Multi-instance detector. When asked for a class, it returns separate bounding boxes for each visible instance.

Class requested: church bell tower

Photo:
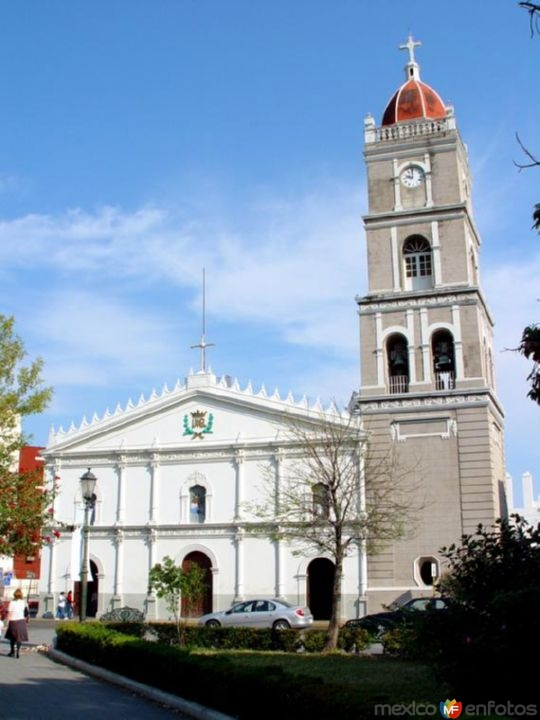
[355,37,506,610]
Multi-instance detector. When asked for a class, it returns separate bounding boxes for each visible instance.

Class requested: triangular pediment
[46,372,346,454]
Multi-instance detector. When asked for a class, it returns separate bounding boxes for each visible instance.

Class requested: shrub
[54,623,369,719]
[401,515,540,701]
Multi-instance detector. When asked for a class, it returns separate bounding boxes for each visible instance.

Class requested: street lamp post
[80,468,97,622]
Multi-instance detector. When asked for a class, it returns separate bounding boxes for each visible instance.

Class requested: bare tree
[246,410,423,651]
[519,2,540,36]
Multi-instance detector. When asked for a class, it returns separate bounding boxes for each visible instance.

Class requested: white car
[198,598,314,630]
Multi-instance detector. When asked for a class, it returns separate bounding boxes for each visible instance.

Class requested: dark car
[344,596,451,639]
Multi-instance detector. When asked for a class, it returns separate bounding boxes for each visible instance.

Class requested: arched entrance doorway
[181,551,212,617]
[307,558,334,620]
[73,559,99,618]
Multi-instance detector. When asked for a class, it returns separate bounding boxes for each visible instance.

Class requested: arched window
[189,485,206,523]
[387,334,409,394]
[432,330,455,390]
[403,235,433,290]
[312,483,329,518]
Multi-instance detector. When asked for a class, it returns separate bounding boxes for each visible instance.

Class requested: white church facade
[39,370,368,620]
[38,36,507,621]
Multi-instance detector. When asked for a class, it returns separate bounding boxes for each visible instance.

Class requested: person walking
[4,588,29,658]
[66,590,74,619]
[56,591,67,619]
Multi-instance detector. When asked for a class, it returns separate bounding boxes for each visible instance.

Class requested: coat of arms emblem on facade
[182,410,214,439]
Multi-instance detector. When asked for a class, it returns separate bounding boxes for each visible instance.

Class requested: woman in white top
[5,588,29,658]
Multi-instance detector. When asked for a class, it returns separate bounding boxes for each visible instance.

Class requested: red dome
[382,78,446,126]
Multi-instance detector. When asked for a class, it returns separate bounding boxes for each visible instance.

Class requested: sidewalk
[0,620,232,720]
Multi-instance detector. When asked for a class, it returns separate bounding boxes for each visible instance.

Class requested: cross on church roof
[190,268,215,373]
[399,34,421,64]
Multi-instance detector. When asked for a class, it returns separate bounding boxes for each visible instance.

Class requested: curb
[48,646,234,720]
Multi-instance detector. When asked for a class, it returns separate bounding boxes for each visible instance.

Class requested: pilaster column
[274,452,285,598]
[43,463,60,615]
[420,307,430,381]
[424,153,434,207]
[115,456,126,525]
[431,220,442,285]
[375,313,384,386]
[44,537,57,615]
[234,528,245,601]
[391,226,400,290]
[145,528,158,620]
[451,304,464,379]
[112,528,124,606]
[393,159,402,211]
[357,450,368,605]
[234,450,245,521]
[149,454,160,524]
[275,535,286,599]
[406,309,416,383]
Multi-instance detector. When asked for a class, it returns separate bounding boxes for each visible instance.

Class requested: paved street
[0,620,229,720]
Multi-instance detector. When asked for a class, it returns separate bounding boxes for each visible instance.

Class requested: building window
[387,334,409,394]
[415,556,439,586]
[312,483,330,518]
[403,235,433,290]
[432,330,455,390]
[189,485,206,523]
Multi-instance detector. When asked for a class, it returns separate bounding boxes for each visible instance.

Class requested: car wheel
[272,619,290,630]
[205,619,221,627]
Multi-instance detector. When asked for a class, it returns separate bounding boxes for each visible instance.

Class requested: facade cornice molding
[80,523,285,540]
[362,203,468,228]
[356,288,495,327]
[356,389,504,419]
[41,435,367,468]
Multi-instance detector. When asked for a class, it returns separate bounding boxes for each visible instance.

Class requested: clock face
[400,166,424,188]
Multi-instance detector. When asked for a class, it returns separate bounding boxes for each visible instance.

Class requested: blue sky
[2,1,539,506]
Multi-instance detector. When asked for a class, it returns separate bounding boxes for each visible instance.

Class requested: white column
[424,153,434,208]
[274,452,285,598]
[357,450,368,607]
[276,537,286,599]
[112,528,124,606]
[375,313,384,386]
[44,538,57,616]
[234,450,245,521]
[149,454,160,524]
[420,307,430,382]
[146,528,158,620]
[393,159,402,211]
[431,221,442,285]
[234,528,245,601]
[43,463,60,615]
[115,456,126,525]
[406,309,416,383]
[391,226,400,290]
[451,305,464,379]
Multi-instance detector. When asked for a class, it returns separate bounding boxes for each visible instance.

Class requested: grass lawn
[193,649,512,719]
[194,649,452,716]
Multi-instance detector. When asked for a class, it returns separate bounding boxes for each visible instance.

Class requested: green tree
[516,4,540,402]
[0,314,54,557]
[148,555,206,644]
[410,515,540,700]
[246,412,422,652]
